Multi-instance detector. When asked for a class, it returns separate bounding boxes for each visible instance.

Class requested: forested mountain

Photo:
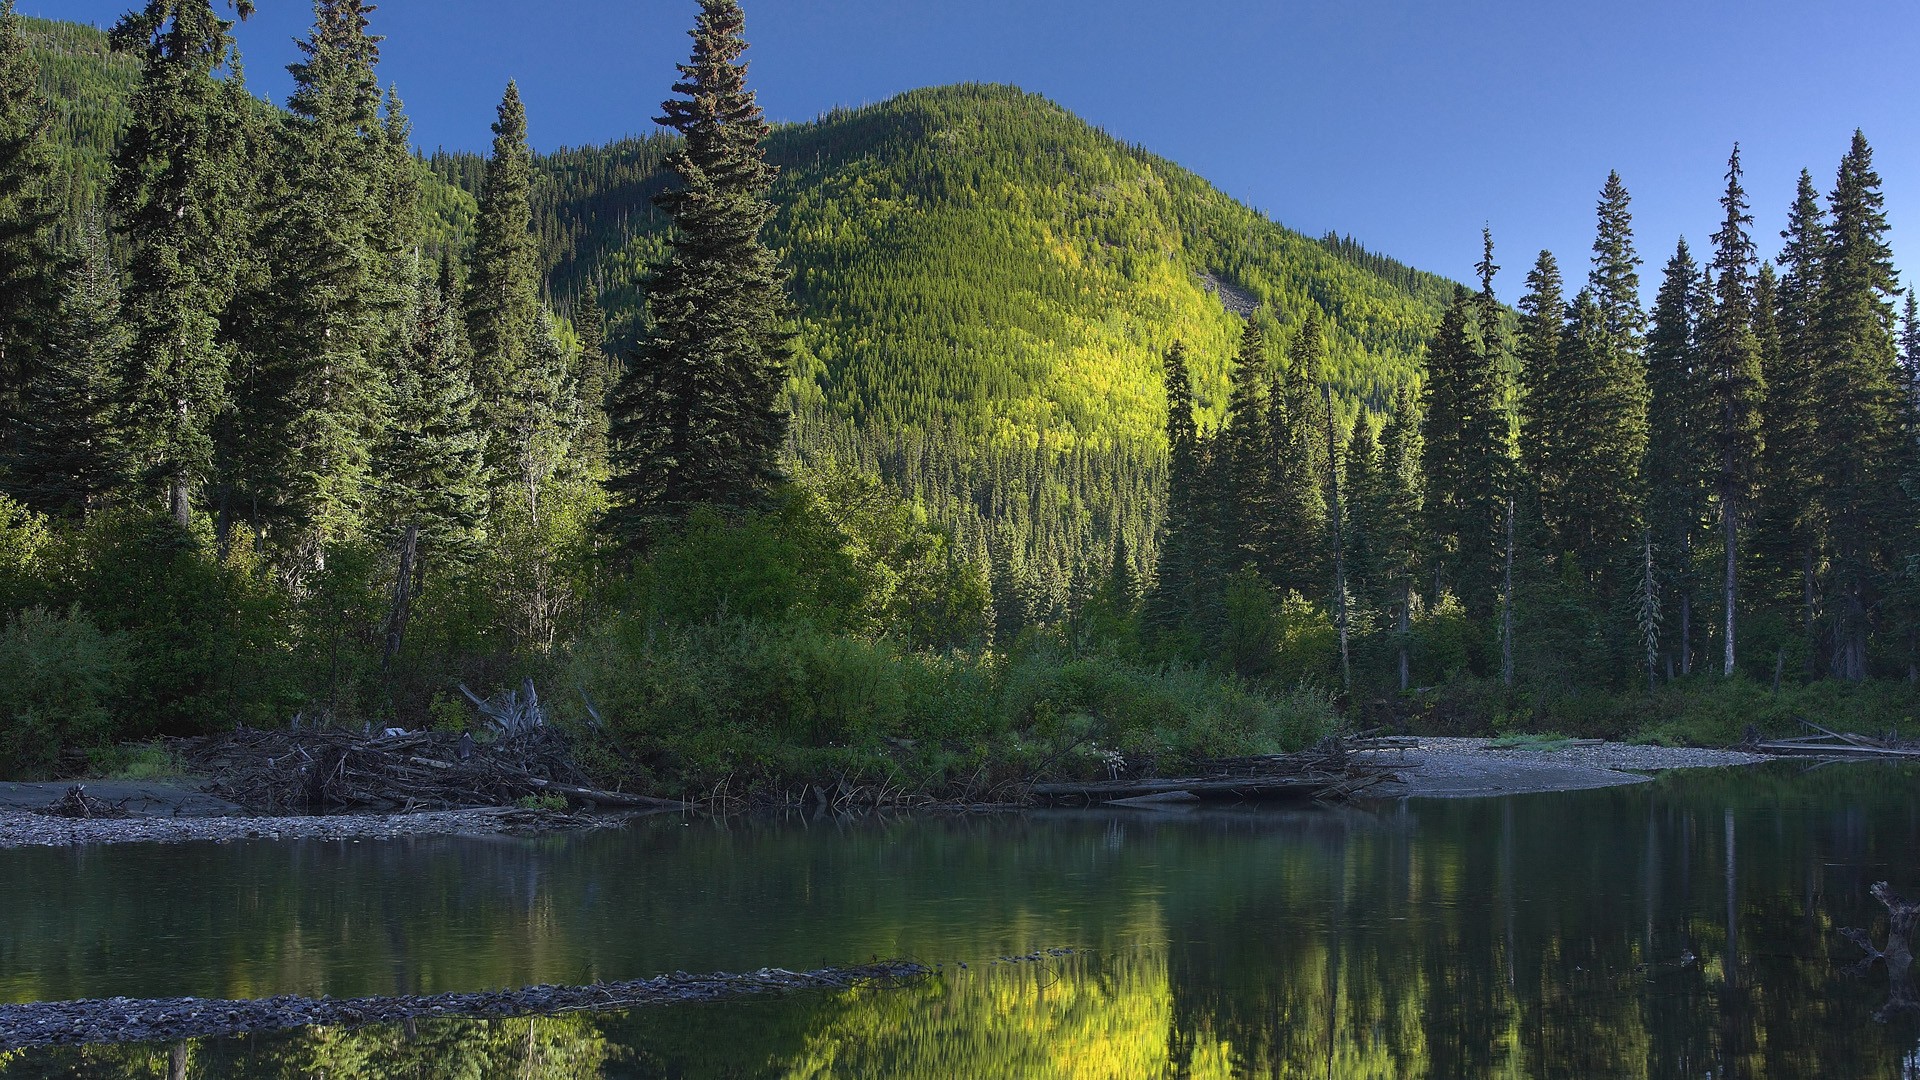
[6,2,1919,792]
[24,15,1454,606]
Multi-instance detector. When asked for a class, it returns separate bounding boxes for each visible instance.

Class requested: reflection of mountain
[3,766,1919,1077]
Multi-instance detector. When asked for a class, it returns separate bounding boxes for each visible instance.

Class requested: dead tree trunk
[1500,498,1515,688]
[383,523,420,671]
[1397,578,1411,692]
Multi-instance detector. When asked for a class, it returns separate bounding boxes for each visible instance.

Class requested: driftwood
[34,785,129,820]
[182,725,678,815]
[1025,739,1403,807]
[1840,881,1920,1022]
[1752,719,1920,760]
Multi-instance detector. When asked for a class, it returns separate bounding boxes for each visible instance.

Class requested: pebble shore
[0,805,623,850]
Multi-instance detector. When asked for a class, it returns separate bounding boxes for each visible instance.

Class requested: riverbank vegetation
[0,0,1916,792]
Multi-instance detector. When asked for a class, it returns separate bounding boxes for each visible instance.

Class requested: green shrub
[45,510,294,736]
[0,606,131,777]
[567,609,1338,795]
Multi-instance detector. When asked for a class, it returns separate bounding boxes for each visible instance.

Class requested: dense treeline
[5,0,1916,789]
[1149,139,1920,717]
[0,0,1338,787]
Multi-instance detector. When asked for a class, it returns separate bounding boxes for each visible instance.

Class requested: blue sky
[31,0,1917,303]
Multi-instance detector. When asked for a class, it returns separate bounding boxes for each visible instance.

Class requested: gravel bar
[0,962,930,1050]
[0,805,638,850]
[1365,737,1770,799]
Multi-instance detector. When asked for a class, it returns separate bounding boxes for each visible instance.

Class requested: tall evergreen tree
[464,81,540,475]
[1422,281,1507,619]
[1221,318,1271,572]
[108,0,258,526]
[253,0,392,554]
[1698,145,1766,676]
[1373,386,1423,689]
[605,0,791,548]
[1150,341,1205,630]
[1755,170,1830,654]
[374,267,487,663]
[1590,171,1646,348]
[1643,238,1707,675]
[1535,289,1650,596]
[8,219,126,517]
[1271,310,1329,596]
[1517,249,1566,533]
[0,0,62,425]
[1814,132,1902,680]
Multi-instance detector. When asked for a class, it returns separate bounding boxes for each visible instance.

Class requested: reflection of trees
[3,766,1919,1077]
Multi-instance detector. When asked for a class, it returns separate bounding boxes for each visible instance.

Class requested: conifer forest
[3,0,1919,793]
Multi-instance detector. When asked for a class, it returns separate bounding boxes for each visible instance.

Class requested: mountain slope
[467,84,1457,450]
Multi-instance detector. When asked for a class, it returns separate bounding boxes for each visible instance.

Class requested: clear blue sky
[30,0,1918,303]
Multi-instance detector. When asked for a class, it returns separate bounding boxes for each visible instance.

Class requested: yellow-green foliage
[527,84,1455,453]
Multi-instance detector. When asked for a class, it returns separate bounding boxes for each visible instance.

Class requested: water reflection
[2,764,1919,1077]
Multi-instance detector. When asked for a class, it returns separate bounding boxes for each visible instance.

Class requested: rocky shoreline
[0,803,650,850]
[0,737,1785,847]
[0,962,929,1050]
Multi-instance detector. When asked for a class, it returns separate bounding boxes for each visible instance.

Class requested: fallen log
[1754,742,1920,759]
[524,778,685,810]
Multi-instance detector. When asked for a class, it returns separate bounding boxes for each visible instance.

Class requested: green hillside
[19,15,137,230]
[433,84,1457,449]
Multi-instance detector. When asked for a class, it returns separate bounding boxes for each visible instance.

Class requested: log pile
[1026,737,1407,807]
[181,726,678,815]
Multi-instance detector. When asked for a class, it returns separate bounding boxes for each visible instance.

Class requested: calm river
[1,762,1917,1077]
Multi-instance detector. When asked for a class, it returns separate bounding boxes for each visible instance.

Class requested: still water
[1,762,1917,1077]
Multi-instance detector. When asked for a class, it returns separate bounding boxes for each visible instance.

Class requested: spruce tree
[108,0,258,527]
[1517,249,1566,535]
[1422,288,1475,605]
[0,0,61,423]
[1221,318,1271,573]
[374,268,487,663]
[1698,145,1766,676]
[1542,289,1648,592]
[1755,170,1829,652]
[1374,386,1423,689]
[1814,132,1902,679]
[8,219,126,518]
[1591,171,1646,348]
[606,0,791,548]
[464,81,540,476]
[1150,341,1204,631]
[1274,308,1330,597]
[1423,240,1513,622]
[253,0,391,553]
[1644,238,1707,675]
